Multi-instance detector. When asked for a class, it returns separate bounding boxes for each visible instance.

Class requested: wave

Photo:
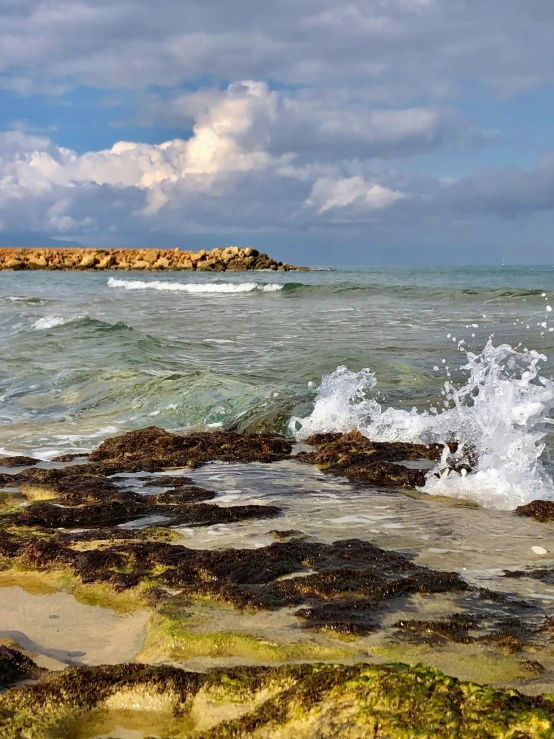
[107,277,284,294]
[33,314,84,330]
[103,278,554,304]
[4,296,49,305]
[290,341,554,510]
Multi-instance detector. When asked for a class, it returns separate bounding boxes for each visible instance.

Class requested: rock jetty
[0,246,307,271]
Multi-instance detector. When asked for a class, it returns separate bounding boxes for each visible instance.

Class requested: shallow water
[152,460,554,596]
[0,584,148,666]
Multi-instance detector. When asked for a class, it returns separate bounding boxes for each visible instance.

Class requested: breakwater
[0,246,307,271]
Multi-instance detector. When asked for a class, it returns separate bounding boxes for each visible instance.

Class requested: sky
[0,1,554,265]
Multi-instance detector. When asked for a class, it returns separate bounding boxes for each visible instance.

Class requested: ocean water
[2,265,554,510]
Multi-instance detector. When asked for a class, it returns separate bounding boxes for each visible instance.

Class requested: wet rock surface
[296,430,443,488]
[0,644,44,689]
[0,520,470,631]
[1,661,553,739]
[0,429,547,642]
[89,426,292,471]
[393,611,554,653]
[2,426,554,728]
[516,499,554,522]
[296,430,478,491]
[0,456,40,468]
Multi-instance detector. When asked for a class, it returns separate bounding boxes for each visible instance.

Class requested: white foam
[290,340,554,510]
[107,277,283,294]
[33,315,80,330]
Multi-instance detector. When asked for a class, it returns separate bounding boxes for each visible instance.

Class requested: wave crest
[107,277,283,294]
[33,315,83,330]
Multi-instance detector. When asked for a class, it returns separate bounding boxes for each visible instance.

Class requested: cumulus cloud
[155,83,481,160]
[305,177,404,216]
[0,80,458,233]
[1,75,554,246]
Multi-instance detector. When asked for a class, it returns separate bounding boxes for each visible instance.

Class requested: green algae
[140,610,353,664]
[372,642,536,688]
[1,662,553,738]
[0,566,150,613]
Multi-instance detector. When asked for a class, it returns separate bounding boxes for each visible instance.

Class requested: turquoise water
[1,266,554,462]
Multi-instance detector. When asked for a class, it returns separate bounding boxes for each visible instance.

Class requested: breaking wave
[33,315,84,330]
[107,278,284,294]
[290,340,554,510]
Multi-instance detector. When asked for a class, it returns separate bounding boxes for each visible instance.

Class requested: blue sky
[1,0,554,265]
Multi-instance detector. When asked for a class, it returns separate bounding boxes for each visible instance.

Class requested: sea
[4,264,554,699]
[1,264,554,513]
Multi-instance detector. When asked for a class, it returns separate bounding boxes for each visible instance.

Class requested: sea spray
[290,340,554,509]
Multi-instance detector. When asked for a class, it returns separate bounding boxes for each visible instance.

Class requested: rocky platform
[0,246,308,272]
[2,426,554,737]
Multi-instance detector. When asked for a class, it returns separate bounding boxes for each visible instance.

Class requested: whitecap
[107,277,283,294]
[290,340,554,510]
[33,315,82,330]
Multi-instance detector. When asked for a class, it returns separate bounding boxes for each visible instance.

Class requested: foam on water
[290,340,554,510]
[33,315,82,330]
[107,277,283,293]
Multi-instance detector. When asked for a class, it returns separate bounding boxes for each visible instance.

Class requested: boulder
[28,255,47,268]
[79,253,98,268]
[515,499,554,522]
[98,254,116,269]
[5,258,24,270]
[142,250,159,264]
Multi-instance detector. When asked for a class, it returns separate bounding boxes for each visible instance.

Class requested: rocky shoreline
[0,246,308,272]
[1,426,554,737]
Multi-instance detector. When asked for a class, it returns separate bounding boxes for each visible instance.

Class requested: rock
[98,254,116,269]
[295,429,444,490]
[0,455,40,468]
[515,500,554,522]
[0,644,45,689]
[3,652,554,739]
[89,426,292,471]
[27,255,47,268]
[0,247,306,272]
[79,253,98,268]
[5,258,24,270]
[142,250,159,264]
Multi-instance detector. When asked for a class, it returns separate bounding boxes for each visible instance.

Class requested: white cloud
[1,77,554,249]
[306,176,404,215]
[0,81,462,229]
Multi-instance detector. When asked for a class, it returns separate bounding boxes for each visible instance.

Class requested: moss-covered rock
[1,661,553,738]
[0,644,45,689]
[295,430,477,490]
[89,427,292,471]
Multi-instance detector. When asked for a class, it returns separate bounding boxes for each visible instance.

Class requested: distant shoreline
[0,246,309,272]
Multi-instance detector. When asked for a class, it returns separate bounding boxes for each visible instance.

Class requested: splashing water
[290,340,554,509]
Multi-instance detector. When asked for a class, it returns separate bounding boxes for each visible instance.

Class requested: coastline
[2,268,554,737]
[1,425,554,736]
[0,246,309,272]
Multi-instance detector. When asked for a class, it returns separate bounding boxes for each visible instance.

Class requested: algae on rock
[1,661,554,738]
